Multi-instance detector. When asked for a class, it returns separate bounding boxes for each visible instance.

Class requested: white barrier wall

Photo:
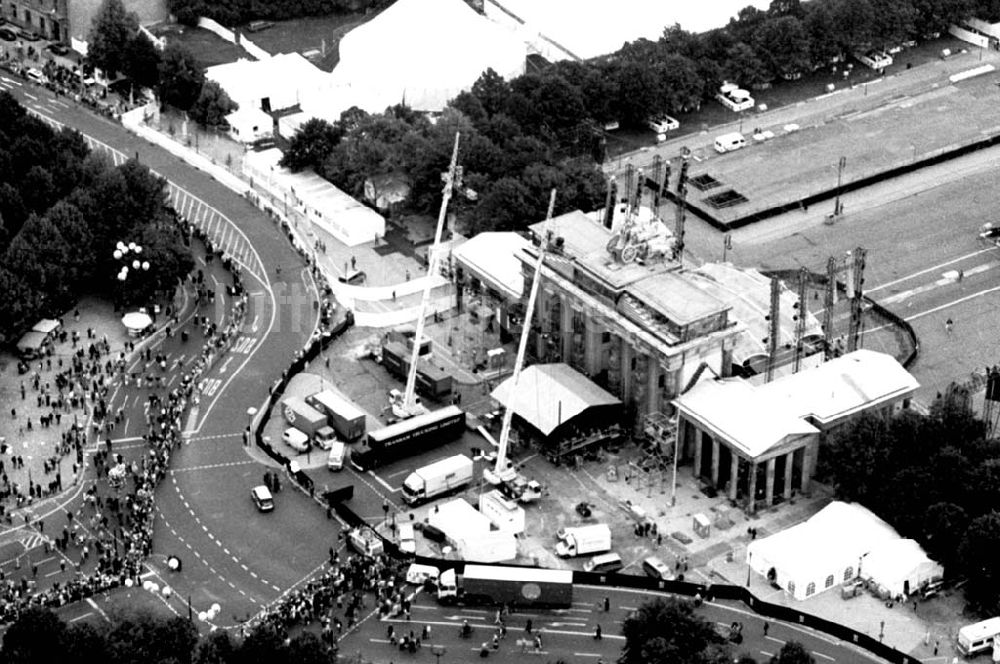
[949,23,990,48]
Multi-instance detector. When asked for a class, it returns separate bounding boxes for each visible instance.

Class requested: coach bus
[350,405,465,472]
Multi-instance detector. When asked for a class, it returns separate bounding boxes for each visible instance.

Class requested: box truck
[307,390,366,442]
[282,396,337,446]
[555,524,612,558]
[401,455,474,505]
[379,341,453,399]
[437,565,573,608]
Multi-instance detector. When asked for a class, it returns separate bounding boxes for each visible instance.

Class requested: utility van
[714,132,747,153]
[326,441,347,471]
[584,552,624,574]
[957,617,1000,656]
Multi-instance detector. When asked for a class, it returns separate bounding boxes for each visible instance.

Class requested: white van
[584,552,623,574]
[398,522,416,554]
[326,441,346,471]
[715,132,747,153]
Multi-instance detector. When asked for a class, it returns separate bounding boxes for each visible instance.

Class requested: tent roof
[749,501,900,581]
[862,539,943,587]
[453,232,531,300]
[323,0,526,113]
[675,378,819,458]
[16,330,48,351]
[206,53,325,107]
[490,363,620,436]
[758,349,919,426]
[31,319,60,334]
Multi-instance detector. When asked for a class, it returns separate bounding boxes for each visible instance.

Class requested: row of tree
[818,386,1000,614]
[0,92,193,345]
[3,607,333,664]
[88,0,237,127]
[167,0,383,26]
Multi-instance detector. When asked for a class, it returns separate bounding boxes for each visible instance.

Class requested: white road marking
[904,284,1000,322]
[867,248,994,293]
[813,651,835,661]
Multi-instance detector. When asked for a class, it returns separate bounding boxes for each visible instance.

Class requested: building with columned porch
[674,349,918,512]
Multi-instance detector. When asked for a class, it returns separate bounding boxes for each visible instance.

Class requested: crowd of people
[0,222,249,625]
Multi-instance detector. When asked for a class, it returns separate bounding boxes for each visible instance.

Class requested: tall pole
[823,256,838,359]
[765,277,781,382]
[793,267,809,373]
[847,247,866,352]
[403,133,460,413]
[674,151,690,263]
[833,156,847,216]
[489,190,557,484]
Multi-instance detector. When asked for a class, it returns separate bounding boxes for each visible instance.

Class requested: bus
[350,405,465,472]
[957,618,1000,657]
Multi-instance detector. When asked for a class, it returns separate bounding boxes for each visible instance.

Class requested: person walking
[594,624,603,640]
[764,621,770,636]
[945,318,953,334]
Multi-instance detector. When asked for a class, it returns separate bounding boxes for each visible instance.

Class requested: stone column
[710,438,720,485]
[728,452,739,501]
[691,420,701,480]
[783,450,794,500]
[765,457,776,507]
[584,315,600,375]
[560,296,573,361]
[620,340,633,403]
[801,442,814,493]
[747,461,759,513]
[646,357,660,416]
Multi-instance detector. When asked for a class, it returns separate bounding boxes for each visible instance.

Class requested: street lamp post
[747,551,752,587]
[833,156,847,216]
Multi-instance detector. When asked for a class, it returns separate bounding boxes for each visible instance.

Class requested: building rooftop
[453,232,531,300]
[627,271,730,328]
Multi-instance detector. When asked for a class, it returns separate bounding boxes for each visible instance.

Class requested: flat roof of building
[453,231,530,300]
[628,271,730,328]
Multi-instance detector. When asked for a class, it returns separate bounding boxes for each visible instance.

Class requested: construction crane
[389,133,462,419]
[482,190,558,504]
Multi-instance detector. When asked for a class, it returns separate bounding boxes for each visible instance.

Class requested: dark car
[46,43,70,56]
[0,28,16,42]
[18,29,41,41]
[422,524,446,543]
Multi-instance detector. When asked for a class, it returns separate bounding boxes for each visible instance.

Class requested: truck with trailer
[379,341,453,400]
[555,523,612,558]
[350,405,465,472]
[282,396,337,447]
[306,389,366,442]
[401,454,474,505]
[437,565,573,608]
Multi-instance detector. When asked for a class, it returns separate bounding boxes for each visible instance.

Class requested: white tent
[862,539,944,598]
[312,0,525,116]
[747,502,900,600]
[206,53,327,113]
[225,106,273,144]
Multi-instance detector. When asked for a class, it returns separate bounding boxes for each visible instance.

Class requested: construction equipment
[481,190,557,503]
[391,132,462,420]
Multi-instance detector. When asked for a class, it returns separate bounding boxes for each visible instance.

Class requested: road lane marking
[574,653,605,658]
[813,652,835,661]
[85,597,110,623]
[867,248,994,293]
[879,261,996,304]
[69,612,95,622]
[903,283,1000,322]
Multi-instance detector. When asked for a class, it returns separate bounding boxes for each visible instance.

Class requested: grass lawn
[240,11,375,71]
[152,24,245,68]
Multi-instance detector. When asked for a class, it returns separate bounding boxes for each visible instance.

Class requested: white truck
[347,527,384,558]
[401,455,474,505]
[555,523,612,558]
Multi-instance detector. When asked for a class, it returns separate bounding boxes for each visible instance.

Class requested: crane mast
[484,190,557,495]
[397,133,461,417]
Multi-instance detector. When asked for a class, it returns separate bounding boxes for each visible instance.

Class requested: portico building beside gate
[675,349,918,512]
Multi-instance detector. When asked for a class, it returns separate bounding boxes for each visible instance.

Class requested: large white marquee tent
[747,501,943,600]
[306,0,526,117]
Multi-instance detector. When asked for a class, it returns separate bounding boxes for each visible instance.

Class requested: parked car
[642,556,674,580]
[46,43,70,56]
[18,29,41,41]
[250,485,274,512]
[0,28,17,42]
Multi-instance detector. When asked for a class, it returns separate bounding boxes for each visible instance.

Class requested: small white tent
[312,0,525,116]
[862,539,943,598]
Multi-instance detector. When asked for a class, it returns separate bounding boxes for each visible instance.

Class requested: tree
[158,43,205,111]
[87,0,139,79]
[188,80,238,128]
[280,118,344,173]
[771,641,815,664]
[608,59,662,127]
[471,68,512,117]
[912,0,972,35]
[2,607,67,664]
[754,16,812,78]
[193,630,238,664]
[830,0,876,51]
[469,176,534,233]
[286,632,330,664]
[620,597,729,664]
[802,0,842,68]
[958,511,1000,614]
[104,611,198,664]
[723,42,771,88]
[923,502,968,569]
[122,32,162,91]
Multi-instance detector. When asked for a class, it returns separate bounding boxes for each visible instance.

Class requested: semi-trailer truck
[401,455,474,505]
[350,405,465,472]
[437,565,573,608]
[555,523,612,558]
[306,390,366,442]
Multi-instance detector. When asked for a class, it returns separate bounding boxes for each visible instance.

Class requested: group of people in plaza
[0,221,249,625]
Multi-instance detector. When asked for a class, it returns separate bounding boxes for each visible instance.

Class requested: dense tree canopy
[819,385,1000,611]
[166,0,381,26]
[621,597,730,664]
[87,0,140,79]
[0,91,194,345]
[188,81,239,128]
[158,43,206,112]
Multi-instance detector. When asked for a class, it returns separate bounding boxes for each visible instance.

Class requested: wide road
[341,583,881,664]
[0,74,335,627]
